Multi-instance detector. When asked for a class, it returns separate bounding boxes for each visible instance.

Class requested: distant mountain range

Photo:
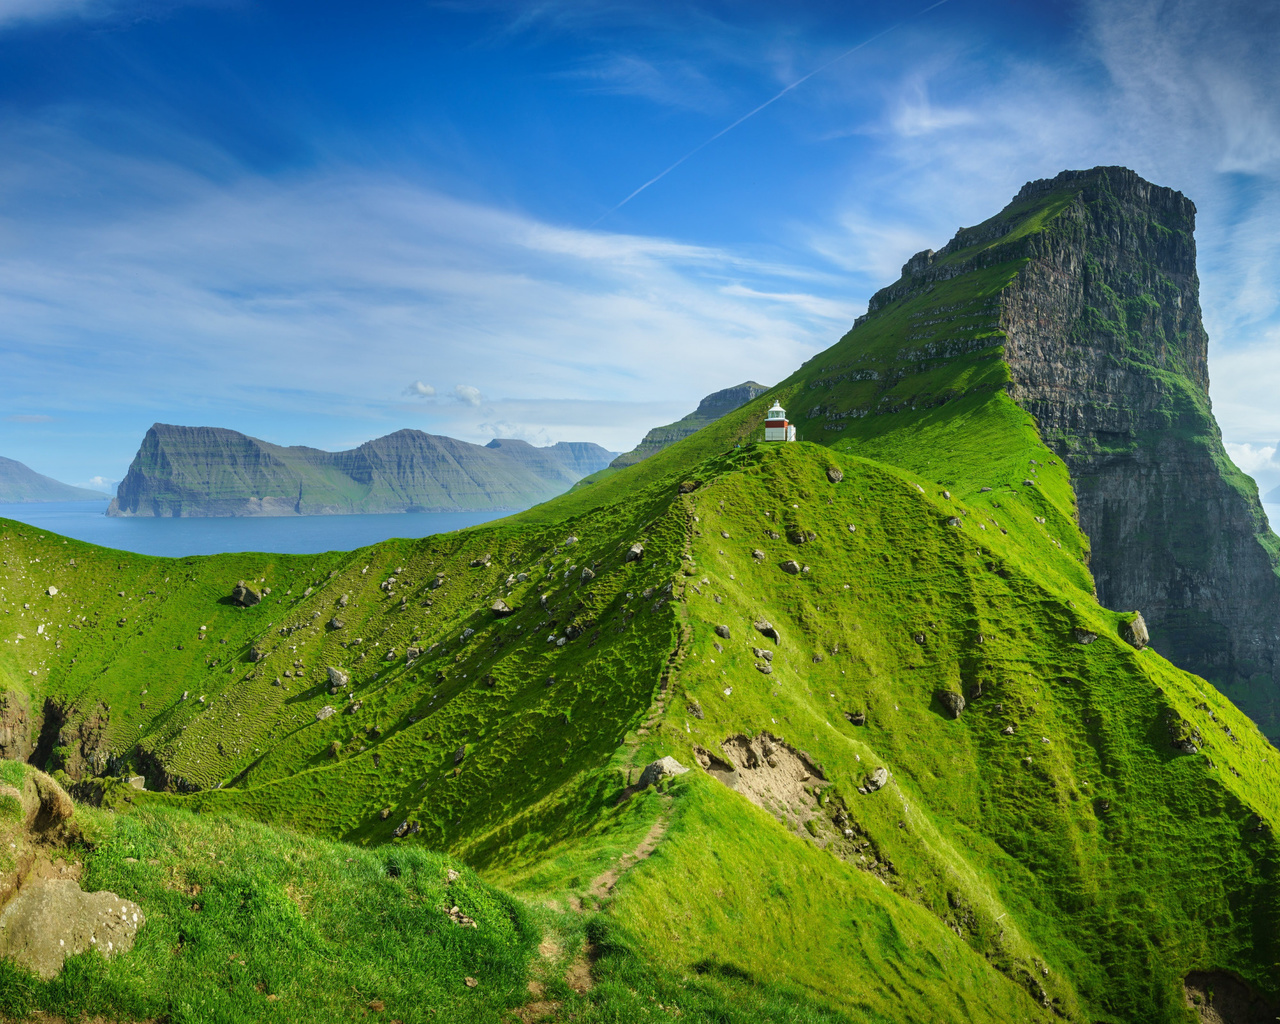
[107,424,617,517]
[609,381,768,469]
[0,456,106,502]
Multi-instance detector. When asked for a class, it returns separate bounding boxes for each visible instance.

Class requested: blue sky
[3,0,1280,498]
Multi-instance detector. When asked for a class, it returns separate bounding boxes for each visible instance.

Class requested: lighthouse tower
[764,401,797,442]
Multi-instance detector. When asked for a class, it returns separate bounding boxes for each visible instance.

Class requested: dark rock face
[996,167,1280,739]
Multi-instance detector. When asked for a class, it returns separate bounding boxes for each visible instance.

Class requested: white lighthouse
[764,401,797,442]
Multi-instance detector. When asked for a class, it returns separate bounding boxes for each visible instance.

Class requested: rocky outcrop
[108,424,617,517]
[29,699,111,779]
[996,168,1280,739]
[610,381,768,470]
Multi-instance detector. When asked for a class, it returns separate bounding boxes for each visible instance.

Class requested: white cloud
[405,381,436,399]
[84,475,116,492]
[1225,442,1277,475]
[453,385,484,407]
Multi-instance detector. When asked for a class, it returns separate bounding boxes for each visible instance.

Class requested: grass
[2,167,1279,1022]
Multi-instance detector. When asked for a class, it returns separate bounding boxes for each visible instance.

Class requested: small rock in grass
[625,543,643,563]
[464,977,478,988]
[865,767,890,792]
[327,666,349,688]
[780,560,801,575]
[1074,629,1098,645]
[638,756,688,788]
[752,549,765,561]
[326,617,345,631]
[491,599,514,618]
[714,624,731,640]
[1123,612,1149,650]
[936,691,965,718]
[316,706,336,721]
[754,620,781,644]
[827,467,843,483]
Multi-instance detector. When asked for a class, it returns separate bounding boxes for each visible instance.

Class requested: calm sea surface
[0,499,511,557]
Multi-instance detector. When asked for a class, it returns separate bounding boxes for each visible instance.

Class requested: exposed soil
[1185,970,1279,1024]
[587,818,668,901]
[697,733,829,840]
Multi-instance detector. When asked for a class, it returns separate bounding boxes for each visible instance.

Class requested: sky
[2,0,1280,499]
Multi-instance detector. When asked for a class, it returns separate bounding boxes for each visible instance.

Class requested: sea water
[0,499,511,557]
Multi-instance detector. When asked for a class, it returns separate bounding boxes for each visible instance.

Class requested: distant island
[609,381,767,469]
[107,424,617,517]
[0,456,106,502]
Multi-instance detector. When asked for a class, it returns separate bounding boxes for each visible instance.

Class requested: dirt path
[586,816,669,902]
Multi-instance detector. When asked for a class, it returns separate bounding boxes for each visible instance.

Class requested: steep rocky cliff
[998,168,1280,738]
[108,424,616,516]
[609,381,767,469]
[798,166,1280,739]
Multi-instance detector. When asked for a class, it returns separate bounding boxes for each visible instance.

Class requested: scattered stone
[625,543,644,563]
[755,663,773,674]
[491,599,515,618]
[453,746,466,765]
[936,691,966,718]
[1022,479,1034,487]
[754,621,781,644]
[946,517,962,528]
[780,560,801,575]
[847,523,856,533]
[686,701,704,720]
[464,977,478,988]
[1002,725,1015,735]
[429,576,445,590]
[230,582,262,607]
[912,632,926,645]
[826,467,843,483]
[127,776,145,791]
[865,767,890,792]
[980,487,992,492]
[248,646,267,662]
[1123,612,1149,650]
[942,491,951,499]
[580,567,596,582]
[844,711,866,726]
[45,586,57,597]
[384,650,397,662]
[469,557,490,568]
[406,646,422,662]
[1075,629,1098,645]
[326,617,345,631]
[714,624,731,640]
[752,549,765,561]
[638,756,688,788]
[338,593,349,608]
[327,667,350,689]
[752,647,773,662]
[315,706,336,721]
[564,536,578,547]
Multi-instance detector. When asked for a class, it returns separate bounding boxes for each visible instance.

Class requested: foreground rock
[0,770,144,979]
[0,880,144,980]
[638,757,688,788]
[230,581,261,607]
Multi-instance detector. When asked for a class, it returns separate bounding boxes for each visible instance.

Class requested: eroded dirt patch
[1185,970,1279,1024]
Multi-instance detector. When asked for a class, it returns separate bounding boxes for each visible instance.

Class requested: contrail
[592,0,952,226]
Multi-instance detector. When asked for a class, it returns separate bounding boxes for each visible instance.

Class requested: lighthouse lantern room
[764,401,797,442]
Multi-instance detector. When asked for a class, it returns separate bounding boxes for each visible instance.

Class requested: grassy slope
[3,183,1279,1021]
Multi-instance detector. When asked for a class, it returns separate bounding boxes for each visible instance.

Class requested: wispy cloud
[556,53,723,111]
[453,385,483,407]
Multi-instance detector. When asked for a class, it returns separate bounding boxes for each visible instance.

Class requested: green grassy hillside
[3,169,1279,1022]
[0,456,105,503]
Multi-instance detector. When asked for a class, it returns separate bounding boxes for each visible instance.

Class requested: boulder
[1075,629,1098,645]
[248,646,267,662]
[406,646,422,662]
[24,772,75,836]
[754,621,781,644]
[755,663,773,675]
[865,767,890,792]
[780,560,802,575]
[714,625,731,640]
[936,690,966,718]
[1123,612,1149,650]
[581,567,596,582]
[127,776,145,791]
[230,582,261,607]
[0,879,144,980]
[752,647,773,662]
[827,467,843,483]
[429,576,445,590]
[327,667,349,689]
[491,599,515,618]
[752,549,765,561]
[45,586,57,597]
[686,701,704,720]
[638,756,688,789]
[625,543,644,563]
[326,617,345,631]
[338,594,349,608]
[844,711,866,726]
[315,706,336,721]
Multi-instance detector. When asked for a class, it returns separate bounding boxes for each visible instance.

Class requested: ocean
[0,499,511,558]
